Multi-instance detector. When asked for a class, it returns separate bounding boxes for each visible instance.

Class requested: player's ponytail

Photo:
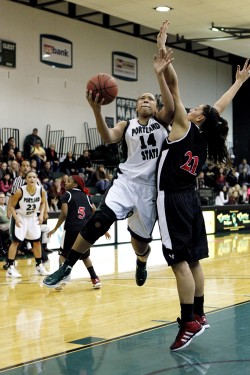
[200,105,231,166]
[72,175,90,196]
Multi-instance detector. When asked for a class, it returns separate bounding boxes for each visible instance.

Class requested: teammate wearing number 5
[47,175,110,289]
[6,170,50,278]
[43,48,175,290]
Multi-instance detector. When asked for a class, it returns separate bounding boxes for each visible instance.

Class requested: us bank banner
[40,34,72,68]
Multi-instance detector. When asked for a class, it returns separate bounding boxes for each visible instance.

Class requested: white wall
[0,0,232,150]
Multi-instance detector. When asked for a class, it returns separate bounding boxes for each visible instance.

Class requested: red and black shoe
[194,314,210,329]
[91,277,101,289]
[170,318,205,351]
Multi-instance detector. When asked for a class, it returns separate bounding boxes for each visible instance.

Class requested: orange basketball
[86,73,118,105]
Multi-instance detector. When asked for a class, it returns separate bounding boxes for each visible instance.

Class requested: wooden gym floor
[0,231,250,374]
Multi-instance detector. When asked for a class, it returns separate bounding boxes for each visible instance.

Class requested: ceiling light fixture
[210,22,250,39]
[154,6,172,12]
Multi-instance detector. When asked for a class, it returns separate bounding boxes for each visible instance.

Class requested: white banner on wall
[40,34,72,68]
[112,52,137,81]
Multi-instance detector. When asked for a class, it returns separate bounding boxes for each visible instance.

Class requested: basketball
[86,73,118,105]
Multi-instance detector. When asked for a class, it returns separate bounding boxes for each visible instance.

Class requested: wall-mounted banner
[112,52,137,81]
[0,40,16,68]
[215,206,250,232]
[40,34,72,68]
[116,97,137,122]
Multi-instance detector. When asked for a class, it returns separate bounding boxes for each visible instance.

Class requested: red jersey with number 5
[157,123,207,192]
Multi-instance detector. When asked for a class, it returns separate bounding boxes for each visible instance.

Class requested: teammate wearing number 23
[6,171,49,278]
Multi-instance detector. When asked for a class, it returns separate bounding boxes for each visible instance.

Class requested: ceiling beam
[9,0,237,65]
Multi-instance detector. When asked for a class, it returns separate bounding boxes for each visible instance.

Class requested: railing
[0,128,20,149]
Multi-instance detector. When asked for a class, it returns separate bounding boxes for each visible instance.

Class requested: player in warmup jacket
[7,170,50,278]
[43,48,175,290]
[156,20,250,351]
[48,175,110,289]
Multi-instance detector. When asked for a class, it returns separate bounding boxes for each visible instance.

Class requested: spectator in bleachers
[2,137,19,158]
[0,173,12,195]
[0,162,9,180]
[48,178,63,209]
[238,158,250,174]
[60,174,68,195]
[59,151,78,176]
[23,128,44,159]
[76,150,95,183]
[107,172,114,183]
[234,183,243,197]
[238,166,250,187]
[226,166,239,187]
[38,161,54,191]
[215,166,227,192]
[8,160,20,181]
[30,158,39,173]
[48,193,60,212]
[30,139,46,172]
[196,171,206,189]
[215,185,229,206]
[15,150,24,166]
[95,168,110,195]
[3,148,16,164]
[238,184,250,204]
[46,144,60,172]
[203,161,218,188]
[227,189,239,205]
[91,164,107,186]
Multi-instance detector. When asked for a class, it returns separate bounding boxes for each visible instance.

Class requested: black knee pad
[80,249,90,260]
[80,204,116,244]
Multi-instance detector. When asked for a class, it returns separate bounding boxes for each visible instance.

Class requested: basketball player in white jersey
[7,171,50,278]
[43,48,175,289]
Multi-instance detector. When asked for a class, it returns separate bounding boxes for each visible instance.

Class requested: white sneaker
[36,264,50,276]
[7,265,22,278]
[54,274,71,291]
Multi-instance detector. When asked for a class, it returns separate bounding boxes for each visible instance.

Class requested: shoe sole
[43,278,68,290]
[6,273,22,278]
[43,280,62,289]
[170,325,205,352]
[55,281,68,291]
[92,283,101,289]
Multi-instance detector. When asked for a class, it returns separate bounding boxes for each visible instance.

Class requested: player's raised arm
[213,59,250,115]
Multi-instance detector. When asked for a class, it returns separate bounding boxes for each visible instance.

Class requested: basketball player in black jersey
[156,20,250,351]
[47,175,110,289]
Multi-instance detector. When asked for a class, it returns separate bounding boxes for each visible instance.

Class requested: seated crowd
[197,156,250,205]
[0,128,249,258]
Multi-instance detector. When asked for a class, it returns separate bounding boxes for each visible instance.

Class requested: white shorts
[40,223,50,244]
[105,173,157,240]
[13,214,41,242]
